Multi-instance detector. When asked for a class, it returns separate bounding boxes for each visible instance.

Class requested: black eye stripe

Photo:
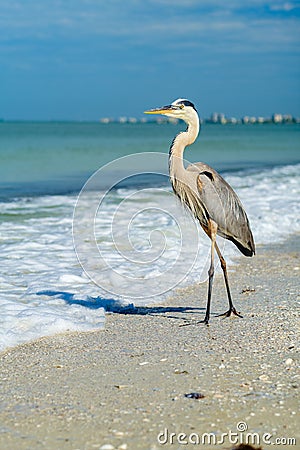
[172,98,198,112]
[173,99,197,112]
[181,100,197,110]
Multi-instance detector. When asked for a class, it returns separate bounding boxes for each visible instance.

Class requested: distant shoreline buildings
[1,114,298,124]
[205,112,298,125]
[99,112,300,125]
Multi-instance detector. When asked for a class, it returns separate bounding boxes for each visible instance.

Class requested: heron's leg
[201,220,217,325]
[215,243,242,319]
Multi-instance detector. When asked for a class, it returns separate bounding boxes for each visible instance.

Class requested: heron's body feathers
[188,163,255,256]
[168,119,255,257]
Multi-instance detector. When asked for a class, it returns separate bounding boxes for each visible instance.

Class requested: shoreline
[0,235,299,449]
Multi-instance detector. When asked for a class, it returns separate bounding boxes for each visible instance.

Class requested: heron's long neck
[169,117,200,181]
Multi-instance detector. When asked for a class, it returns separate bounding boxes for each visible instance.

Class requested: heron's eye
[179,104,184,109]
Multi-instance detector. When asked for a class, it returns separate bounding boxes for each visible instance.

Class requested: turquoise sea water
[0,122,299,350]
[0,122,299,198]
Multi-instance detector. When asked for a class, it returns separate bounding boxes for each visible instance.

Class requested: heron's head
[144,98,198,123]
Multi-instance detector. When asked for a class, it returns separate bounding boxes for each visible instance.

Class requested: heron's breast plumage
[171,174,210,227]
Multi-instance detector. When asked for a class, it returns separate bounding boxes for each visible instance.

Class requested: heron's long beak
[144,105,175,115]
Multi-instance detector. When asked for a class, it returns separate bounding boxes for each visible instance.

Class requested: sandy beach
[0,236,299,450]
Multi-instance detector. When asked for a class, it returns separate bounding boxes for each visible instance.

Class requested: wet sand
[0,236,299,450]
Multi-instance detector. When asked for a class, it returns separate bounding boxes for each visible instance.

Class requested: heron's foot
[196,316,210,326]
[216,307,243,319]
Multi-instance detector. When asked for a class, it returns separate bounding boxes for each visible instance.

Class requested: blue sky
[1,0,300,120]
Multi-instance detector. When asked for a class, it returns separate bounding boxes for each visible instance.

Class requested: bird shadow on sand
[36,290,204,321]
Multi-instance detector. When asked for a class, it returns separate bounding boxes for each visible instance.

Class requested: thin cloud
[1,1,299,65]
[270,2,300,11]
[1,0,299,38]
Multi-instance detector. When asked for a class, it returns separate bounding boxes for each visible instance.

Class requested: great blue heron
[145,98,255,324]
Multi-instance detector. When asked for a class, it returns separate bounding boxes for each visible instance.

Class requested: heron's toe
[216,308,243,319]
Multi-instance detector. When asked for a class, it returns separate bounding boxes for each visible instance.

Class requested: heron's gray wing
[187,163,255,256]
